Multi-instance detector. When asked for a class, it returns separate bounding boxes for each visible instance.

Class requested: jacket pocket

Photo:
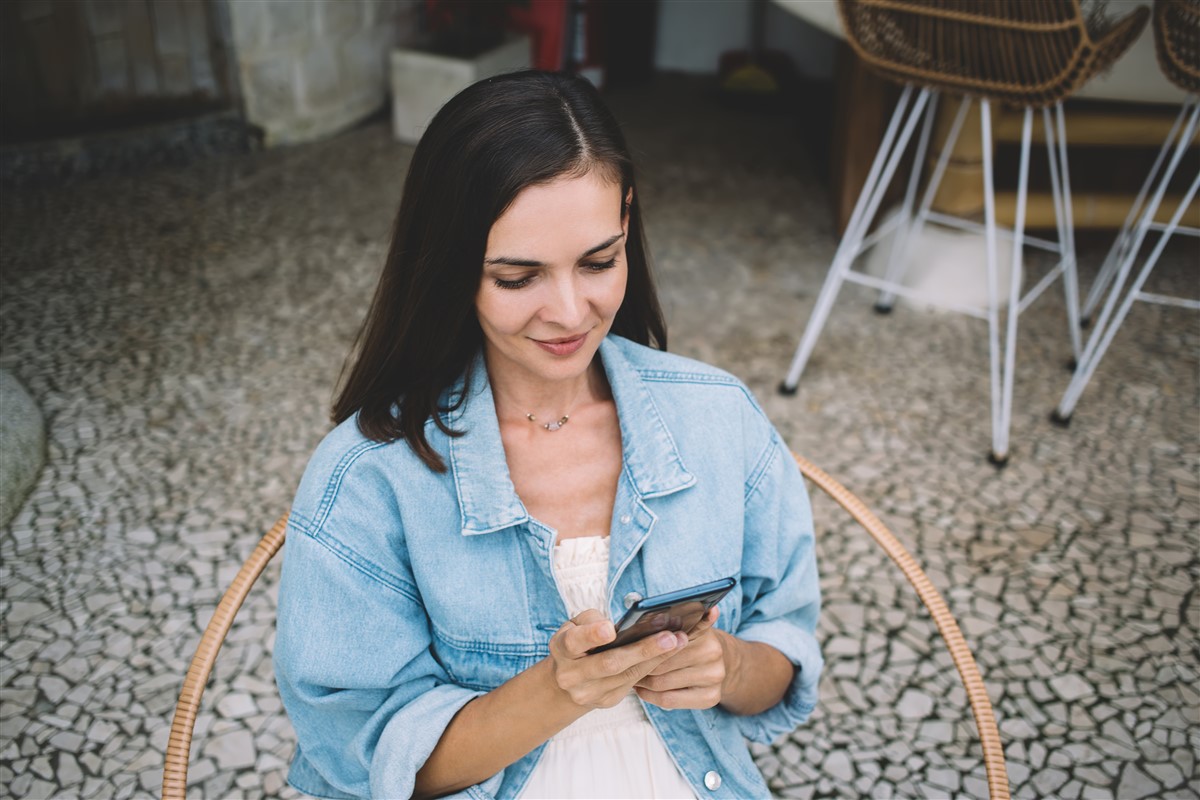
[431,629,542,692]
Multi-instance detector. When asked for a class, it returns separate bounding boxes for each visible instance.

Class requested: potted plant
[391,0,532,143]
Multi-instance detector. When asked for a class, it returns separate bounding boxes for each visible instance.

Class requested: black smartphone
[587,577,737,655]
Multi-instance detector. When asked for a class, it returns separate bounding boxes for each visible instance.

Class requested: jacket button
[623,592,643,609]
[704,770,721,791]
[619,514,632,525]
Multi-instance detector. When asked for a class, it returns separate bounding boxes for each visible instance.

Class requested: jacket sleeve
[274,510,504,800]
[730,431,823,744]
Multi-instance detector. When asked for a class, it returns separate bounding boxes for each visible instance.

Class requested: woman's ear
[622,188,634,233]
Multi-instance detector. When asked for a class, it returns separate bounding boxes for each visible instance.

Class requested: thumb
[687,605,720,636]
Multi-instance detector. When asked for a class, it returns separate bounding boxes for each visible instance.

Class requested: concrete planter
[390,34,532,144]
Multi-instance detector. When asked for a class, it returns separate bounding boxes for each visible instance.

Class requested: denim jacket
[275,335,823,799]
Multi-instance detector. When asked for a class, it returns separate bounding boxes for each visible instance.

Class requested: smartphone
[587,577,736,655]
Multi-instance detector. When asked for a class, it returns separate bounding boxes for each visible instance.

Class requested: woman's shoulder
[609,335,743,385]
[608,335,764,411]
[290,414,433,532]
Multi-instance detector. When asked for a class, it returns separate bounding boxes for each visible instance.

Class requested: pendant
[528,412,569,431]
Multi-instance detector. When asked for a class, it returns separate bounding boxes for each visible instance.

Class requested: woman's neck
[486,355,609,425]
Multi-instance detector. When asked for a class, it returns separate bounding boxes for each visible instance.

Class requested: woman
[275,70,822,800]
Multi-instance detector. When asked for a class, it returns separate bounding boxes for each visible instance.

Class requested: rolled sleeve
[732,433,823,744]
[275,515,496,799]
[736,620,823,743]
[372,684,502,799]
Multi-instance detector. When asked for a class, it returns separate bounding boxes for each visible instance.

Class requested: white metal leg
[991,107,1034,464]
[981,100,1004,459]
[1069,101,1199,386]
[781,87,931,390]
[875,96,978,313]
[1054,104,1083,362]
[1081,97,1198,322]
[875,93,940,311]
[1055,100,1200,421]
[1055,168,1200,419]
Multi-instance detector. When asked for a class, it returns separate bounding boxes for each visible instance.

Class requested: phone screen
[587,577,736,654]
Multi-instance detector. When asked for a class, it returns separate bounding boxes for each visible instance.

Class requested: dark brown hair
[332,70,667,472]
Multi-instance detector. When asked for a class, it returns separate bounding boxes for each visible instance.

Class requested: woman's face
[477,171,629,386]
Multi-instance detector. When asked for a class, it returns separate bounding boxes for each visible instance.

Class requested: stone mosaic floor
[1,75,1197,799]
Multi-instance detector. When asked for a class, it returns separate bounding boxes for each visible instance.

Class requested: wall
[653,0,835,81]
[226,0,419,146]
[0,0,237,143]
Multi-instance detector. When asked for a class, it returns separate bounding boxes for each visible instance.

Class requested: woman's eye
[584,258,617,272]
[493,276,533,290]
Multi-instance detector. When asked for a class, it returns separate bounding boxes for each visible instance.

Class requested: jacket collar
[446,335,695,536]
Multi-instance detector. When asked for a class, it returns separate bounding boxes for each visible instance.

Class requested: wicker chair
[161,455,1011,800]
[779,0,1149,464]
[1055,0,1200,422]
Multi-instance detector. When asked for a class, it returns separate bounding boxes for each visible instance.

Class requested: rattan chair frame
[837,0,1150,108]
[1155,0,1200,94]
[162,455,1010,800]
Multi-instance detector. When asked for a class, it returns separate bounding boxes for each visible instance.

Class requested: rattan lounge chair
[1055,0,1200,422]
[779,0,1149,464]
[162,454,1010,800]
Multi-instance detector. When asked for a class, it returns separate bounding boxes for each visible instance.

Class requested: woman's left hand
[633,607,734,709]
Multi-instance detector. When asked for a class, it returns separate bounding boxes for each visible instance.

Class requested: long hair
[332,70,667,472]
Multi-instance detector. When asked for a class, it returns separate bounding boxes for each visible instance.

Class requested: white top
[518,536,698,799]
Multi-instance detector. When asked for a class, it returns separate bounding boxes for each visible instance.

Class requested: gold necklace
[525,411,570,431]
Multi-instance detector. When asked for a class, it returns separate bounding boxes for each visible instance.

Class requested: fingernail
[675,632,688,647]
[657,632,676,650]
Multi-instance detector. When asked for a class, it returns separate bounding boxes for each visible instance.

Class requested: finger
[588,630,686,679]
[686,606,720,637]
[553,610,616,658]
[636,661,725,693]
[639,644,706,676]
[635,684,722,710]
[560,619,616,658]
[568,633,687,705]
[641,628,723,676]
[572,609,607,626]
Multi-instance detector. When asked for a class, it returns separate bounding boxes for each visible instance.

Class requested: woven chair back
[1155,0,1200,93]
[838,0,1150,107]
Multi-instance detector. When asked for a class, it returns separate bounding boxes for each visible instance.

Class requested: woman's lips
[532,333,588,356]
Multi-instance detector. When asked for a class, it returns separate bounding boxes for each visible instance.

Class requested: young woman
[275,70,822,800]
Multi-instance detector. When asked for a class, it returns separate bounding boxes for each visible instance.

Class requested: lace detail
[553,535,609,620]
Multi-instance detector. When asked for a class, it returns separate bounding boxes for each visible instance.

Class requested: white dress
[519,535,698,799]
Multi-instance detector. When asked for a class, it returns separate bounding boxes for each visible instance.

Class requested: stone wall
[227,0,419,147]
[1,1,237,142]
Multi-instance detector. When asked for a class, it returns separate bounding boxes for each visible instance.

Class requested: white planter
[390,34,532,144]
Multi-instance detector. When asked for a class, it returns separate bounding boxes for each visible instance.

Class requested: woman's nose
[542,275,586,328]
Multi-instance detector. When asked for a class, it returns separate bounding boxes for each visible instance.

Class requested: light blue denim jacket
[275,335,822,799]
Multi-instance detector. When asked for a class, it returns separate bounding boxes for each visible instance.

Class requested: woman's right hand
[547,609,687,709]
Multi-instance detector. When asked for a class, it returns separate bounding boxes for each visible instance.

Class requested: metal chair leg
[781,87,932,393]
[1069,101,1199,399]
[875,93,940,312]
[1055,129,1200,421]
[1081,99,1196,323]
[990,106,1034,465]
[1052,104,1083,363]
[981,100,1005,463]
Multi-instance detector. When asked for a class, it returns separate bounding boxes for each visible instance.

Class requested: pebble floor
[2,75,1197,800]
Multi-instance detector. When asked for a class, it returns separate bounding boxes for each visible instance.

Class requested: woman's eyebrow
[580,232,625,258]
[484,233,625,267]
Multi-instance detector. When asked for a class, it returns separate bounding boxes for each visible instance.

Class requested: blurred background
[1,1,1196,799]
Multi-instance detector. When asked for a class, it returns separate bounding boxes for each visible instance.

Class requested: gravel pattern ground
[1,75,1197,799]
